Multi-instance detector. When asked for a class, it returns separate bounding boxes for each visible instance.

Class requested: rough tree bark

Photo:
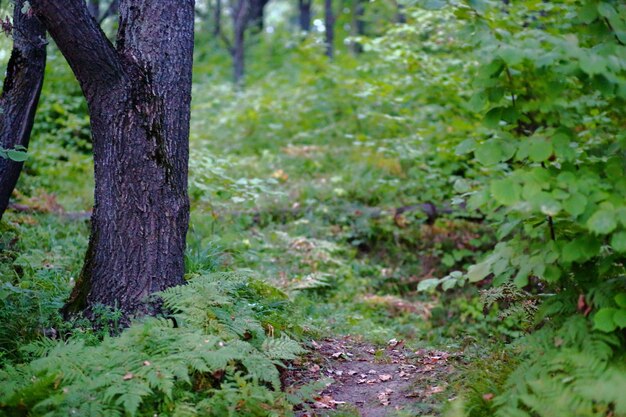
[298,0,312,32]
[324,0,334,58]
[30,0,194,318]
[0,1,47,221]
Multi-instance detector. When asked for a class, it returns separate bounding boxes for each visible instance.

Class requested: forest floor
[285,337,455,417]
[1,69,496,416]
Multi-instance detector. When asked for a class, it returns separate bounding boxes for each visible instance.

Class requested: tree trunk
[394,0,406,24]
[249,0,269,32]
[232,0,249,86]
[0,1,47,221]
[213,0,222,37]
[298,0,312,32]
[30,0,194,319]
[324,0,334,58]
[351,0,365,54]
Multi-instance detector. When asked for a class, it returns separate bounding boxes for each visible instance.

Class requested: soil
[284,336,455,417]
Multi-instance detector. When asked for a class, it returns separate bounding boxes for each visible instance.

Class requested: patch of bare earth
[284,337,455,417]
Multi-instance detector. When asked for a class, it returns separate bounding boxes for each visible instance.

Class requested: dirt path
[285,337,454,416]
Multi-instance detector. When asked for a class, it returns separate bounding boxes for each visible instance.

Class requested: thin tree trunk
[351,0,365,54]
[0,1,47,221]
[232,0,249,87]
[394,0,406,24]
[248,0,268,32]
[31,0,194,319]
[298,0,312,32]
[324,0,334,58]
[213,0,222,36]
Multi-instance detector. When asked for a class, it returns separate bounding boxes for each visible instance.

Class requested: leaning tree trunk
[298,0,312,32]
[0,1,46,221]
[324,0,334,58]
[31,0,194,318]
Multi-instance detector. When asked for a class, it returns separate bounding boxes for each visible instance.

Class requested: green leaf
[6,149,28,162]
[587,209,617,234]
[593,308,617,332]
[491,178,521,206]
[614,310,626,329]
[417,278,441,292]
[615,294,626,309]
[455,139,476,155]
[467,93,487,113]
[467,261,491,283]
[540,198,561,217]
[611,232,626,252]
[484,107,503,128]
[467,0,488,13]
[499,47,523,66]
[420,0,446,10]
[578,1,598,23]
[528,139,553,162]
[475,141,503,165]
[579,53,607,76]
[543,265,561,283]
[553,133,576,161]
[597,3,617,18]
[441,278,457,291]
[562,237,601,263]
[563,193,587,217]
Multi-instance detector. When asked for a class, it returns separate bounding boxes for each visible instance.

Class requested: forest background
[1,0,626,416]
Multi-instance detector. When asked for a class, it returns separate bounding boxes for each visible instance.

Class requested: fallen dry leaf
[377,388,394,406]
[312,395,346,409]
[379,374,392,382]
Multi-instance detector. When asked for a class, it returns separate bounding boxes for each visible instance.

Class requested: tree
[351,0,365,54]
[249,0,269,32]
[232,0,249,86]
[324,0,334,58]
[213,0,222,37]
[0,1,47,221]
[298,0,312,32]
[29,0,195,319]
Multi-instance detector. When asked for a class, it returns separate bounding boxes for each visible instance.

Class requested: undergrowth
[0,272,308,417]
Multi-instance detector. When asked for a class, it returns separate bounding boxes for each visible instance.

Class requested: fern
[262,336,306,361]
[0,273,306,416]
[494,316,625,417]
